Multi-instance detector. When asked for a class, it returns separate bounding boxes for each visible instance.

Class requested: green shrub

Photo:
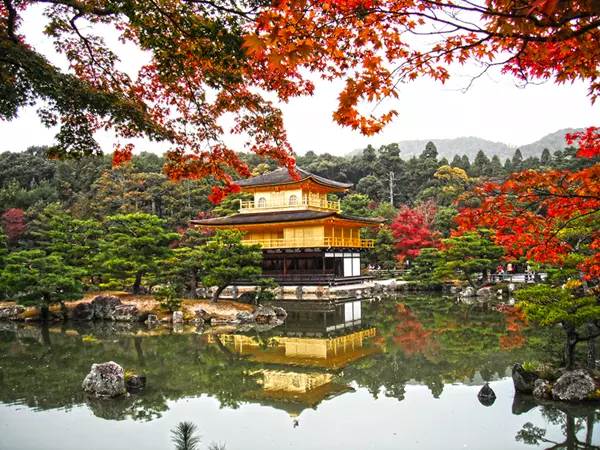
[154,285,183,312]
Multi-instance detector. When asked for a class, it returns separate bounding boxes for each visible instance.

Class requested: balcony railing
[243,237,375,249]
[240,197,341,213]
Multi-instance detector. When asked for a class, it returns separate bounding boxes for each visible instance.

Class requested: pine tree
[97,214,179,293]
[541,148,552,165]
[200,230,263,303]
[0,250,85,319]
[512,148,524,171]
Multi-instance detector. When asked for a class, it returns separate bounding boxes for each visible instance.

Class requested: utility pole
[389,171,394,206]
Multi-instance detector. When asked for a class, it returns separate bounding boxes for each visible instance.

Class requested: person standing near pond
[496,264,505,281]
[506,262,514,279]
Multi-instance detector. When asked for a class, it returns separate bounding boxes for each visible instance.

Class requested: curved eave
[235,168,353,193]
[191,212,383,229]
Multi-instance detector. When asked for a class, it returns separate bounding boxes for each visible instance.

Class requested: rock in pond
[91,295,122,320]
[236,310,255,323]
[125,374,146,390]
[71,302,95,321]
[477,382,496,406]
[273,306,288,319]
[552,370,597,402]
[533,379,553,400]
[172,311,184,324]
[113,305,138,322]
[253,306,277,324]
[145,314,159,325]
[459,287,476,298]
[512,363,540,394]
[195,308,212,323]
[82,361,126,398]
[476,287,494,297]
[0,305,25,320]
[210,317,240,325]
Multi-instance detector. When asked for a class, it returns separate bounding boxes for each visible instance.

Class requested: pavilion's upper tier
[236,167,352,214]
[236,167,352,193]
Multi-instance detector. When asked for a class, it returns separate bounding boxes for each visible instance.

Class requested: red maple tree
[2,1,599,192]
[1,208,26,247]
[391,201,440,261]
[457,131,600,278]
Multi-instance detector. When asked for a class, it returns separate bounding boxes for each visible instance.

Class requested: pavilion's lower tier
[257,249,373,285]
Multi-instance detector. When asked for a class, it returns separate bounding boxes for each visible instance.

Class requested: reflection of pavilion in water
[214,299,378,415]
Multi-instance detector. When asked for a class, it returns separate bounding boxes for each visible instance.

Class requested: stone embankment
[0,294,286,329]
[512,362,600,404]
[216,278,407,302]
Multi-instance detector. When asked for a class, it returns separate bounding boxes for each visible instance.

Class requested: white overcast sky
[1,6,598,157]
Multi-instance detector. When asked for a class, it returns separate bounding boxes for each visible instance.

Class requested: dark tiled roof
[191,210,383,226]
[235,167,353,190]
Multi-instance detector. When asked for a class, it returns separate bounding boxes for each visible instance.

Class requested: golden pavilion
[192,167,382,285]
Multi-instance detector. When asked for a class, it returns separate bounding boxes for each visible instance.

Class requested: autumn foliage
[457,128,600,278]
[391,201,440,260]
[2,1,599,192]
[392,303,437,356]
[1,208,25,246]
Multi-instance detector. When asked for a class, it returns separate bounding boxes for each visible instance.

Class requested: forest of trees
[0,141,595,307]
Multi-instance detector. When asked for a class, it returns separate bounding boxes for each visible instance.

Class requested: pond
[0,294,598,450]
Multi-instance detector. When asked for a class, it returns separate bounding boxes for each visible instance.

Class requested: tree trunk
[40,305,49,323]
[211,285,226,303]
[465,272,478,290]
[566,331,578,371]
[134,336,146,367]
[41,325,51,347]
[133,271,143,294]
[566,414,577,450]
[190,273,198,299]
[586,413,595,445]
[587,321,596,369]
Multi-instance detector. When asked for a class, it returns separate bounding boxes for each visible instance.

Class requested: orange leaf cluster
[457,129,600,278]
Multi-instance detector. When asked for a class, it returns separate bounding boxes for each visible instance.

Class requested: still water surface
[0,294,598,450]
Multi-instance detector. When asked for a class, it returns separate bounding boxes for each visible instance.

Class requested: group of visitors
[495,263,536,282]
[496,262,514,280]
[367,264,382,272]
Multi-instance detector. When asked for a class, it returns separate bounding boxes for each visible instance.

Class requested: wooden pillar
[283,255,287,279]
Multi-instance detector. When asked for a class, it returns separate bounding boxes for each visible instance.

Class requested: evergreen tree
[516,285,600,370]
[0,226,7,270]
[164,228,212,298]
[450,154,462,168]
[97,214,179,293]
[341,193,372,217]
[0,250,85,319]
[512,148,524,171]
[26,204,103,281]
[489,155,504,176]
[460,154,471,170]
[470,150,491,177]
[436,229,505,289]
[367,227,397,269]
[199,230,263,303]
[504,158,512,172]
[541,148,552,165]
[421,141,438,159]
[407,248,443,289]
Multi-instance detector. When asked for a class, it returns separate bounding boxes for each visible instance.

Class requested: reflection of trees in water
[516,404,600,449]
[0,293,563,421]
[0,326,261,421]
[345,294,548,402]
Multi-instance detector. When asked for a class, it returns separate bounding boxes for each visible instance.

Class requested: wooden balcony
[240,197,341,214]
[243,237,375,249]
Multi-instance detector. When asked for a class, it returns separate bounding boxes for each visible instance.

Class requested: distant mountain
[347,128,586,161]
